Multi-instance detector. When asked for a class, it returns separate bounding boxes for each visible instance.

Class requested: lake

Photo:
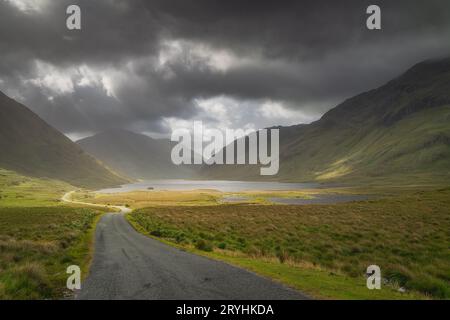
[97,179,319,193]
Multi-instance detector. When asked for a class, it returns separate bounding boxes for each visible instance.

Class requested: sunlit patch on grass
[316,164,352,180]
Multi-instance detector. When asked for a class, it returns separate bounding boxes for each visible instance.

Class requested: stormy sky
[1,0,449,140]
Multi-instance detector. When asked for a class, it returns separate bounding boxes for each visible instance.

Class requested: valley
[0,57,449,300]
[71,184,449,299]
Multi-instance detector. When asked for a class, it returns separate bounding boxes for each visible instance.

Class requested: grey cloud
[0,0,449,136]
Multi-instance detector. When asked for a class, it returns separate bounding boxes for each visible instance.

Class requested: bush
[150,229,162,237]
[175,233,185,243]
[276,248,289,264]
[217,242,227,250]
[195,239,213,252]
[407,277,449,299]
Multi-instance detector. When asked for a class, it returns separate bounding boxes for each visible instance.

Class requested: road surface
[62,192,308,300]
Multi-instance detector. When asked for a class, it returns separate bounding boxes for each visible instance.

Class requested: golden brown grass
[73,190,223,208]
[73,188,362,208]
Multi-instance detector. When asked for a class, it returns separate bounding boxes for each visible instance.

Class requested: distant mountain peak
[77,129,196,179]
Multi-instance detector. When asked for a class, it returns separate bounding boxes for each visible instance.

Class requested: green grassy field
[0,206,103,299]
[2,167,449,300]
[127,188,450,299]
[0,169,73,207]
[0,169,104,299]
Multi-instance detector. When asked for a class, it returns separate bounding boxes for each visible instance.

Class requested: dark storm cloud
[145,0,450,62]
[0,0,160,65]
[147,0,450,105]
[0,0,449,136]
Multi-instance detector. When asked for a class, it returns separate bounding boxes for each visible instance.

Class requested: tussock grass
[128,188,450,299]
[0,206,102,299]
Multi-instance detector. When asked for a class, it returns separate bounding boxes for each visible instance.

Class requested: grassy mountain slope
[77,129,195,179]
[0,91,128,189]
[203,57,450,184]
[0,168,72,207]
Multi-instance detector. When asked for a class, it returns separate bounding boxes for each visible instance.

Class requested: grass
[0,169,73,207]
[72,188,345,208]
[73,189,223,208]
[0,206,103,299]
[0,169,105,299]
[197,253,424,299]
[2,167,448,299]
[126,188,450,299]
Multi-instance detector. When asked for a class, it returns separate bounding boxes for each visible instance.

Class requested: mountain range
[201,57,450,184]
[1,57,449,187]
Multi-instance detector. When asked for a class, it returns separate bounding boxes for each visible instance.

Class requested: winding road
[62,192,308,300]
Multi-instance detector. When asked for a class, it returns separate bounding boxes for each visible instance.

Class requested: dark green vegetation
[0,91,128,189]
[128,188,450,299]
[203,58,450,184]
[77,129,195,179]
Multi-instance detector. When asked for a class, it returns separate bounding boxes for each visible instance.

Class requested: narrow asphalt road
[63,193,308,300]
